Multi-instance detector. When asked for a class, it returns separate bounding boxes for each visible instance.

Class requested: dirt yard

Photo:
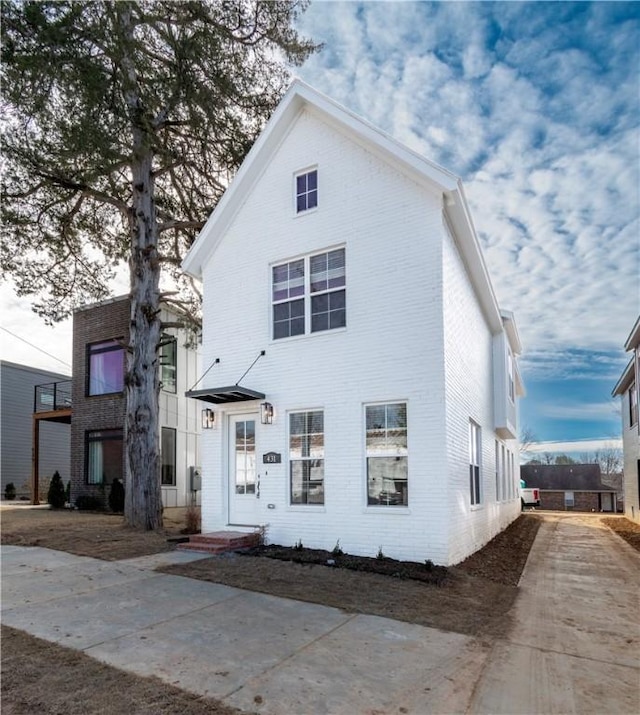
[602,516,640,552]
[1,626,245,715]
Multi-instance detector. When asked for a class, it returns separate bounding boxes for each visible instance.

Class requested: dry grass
[0,626,247,715]
[0,506,187,560]
[602,516,640,552]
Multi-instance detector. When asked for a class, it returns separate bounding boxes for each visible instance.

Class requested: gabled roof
[520,464,615,492]
[182,80,511,336]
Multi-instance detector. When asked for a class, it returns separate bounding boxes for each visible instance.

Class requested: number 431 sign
[262,452,281,464]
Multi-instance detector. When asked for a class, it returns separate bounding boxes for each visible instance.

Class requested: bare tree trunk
[120,3,163,530]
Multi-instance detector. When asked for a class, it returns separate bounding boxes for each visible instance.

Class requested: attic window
[296,169,317,213]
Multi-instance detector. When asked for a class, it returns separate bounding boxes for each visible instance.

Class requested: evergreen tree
[48,471,66,509]
[1,0,317,529]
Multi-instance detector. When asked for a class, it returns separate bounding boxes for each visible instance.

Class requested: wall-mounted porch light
[201,408,216,429]
[260,401,274,425]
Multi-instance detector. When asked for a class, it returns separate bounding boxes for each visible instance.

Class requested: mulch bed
[242,544,448,585]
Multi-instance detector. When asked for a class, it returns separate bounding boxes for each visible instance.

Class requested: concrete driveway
[1,513,639,714]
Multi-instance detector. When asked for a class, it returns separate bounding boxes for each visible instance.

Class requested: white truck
[520,479,540,510]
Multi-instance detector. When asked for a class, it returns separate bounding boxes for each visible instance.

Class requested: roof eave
[612,357,635,396]
[624,315,640,351]
[181,80,459,280]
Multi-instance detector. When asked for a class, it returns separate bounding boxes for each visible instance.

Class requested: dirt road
[468,513,639,714]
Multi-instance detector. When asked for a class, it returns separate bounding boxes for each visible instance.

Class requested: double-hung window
[469,420,481,506]
[272,248,345,339]
[289,411,324,505]
[88,339,124,395]
[366,403,408,506]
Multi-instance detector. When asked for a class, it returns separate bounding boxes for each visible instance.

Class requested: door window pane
[161,427,176,486]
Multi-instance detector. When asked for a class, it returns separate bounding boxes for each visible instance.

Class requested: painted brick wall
[195,106,527,564]
[199,108,454,563]
[441,220,520,565]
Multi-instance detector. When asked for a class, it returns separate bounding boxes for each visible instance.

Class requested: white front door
[228,414,259,525]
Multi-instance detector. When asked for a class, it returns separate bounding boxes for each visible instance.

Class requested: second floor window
[273,248,346,340]
[88,339,124,395]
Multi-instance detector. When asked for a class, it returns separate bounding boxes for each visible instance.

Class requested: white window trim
[363,400,409,510]
[286,408,325,508]
[293,166,319,217]
[270,246,346,342]
[469,420,482,508]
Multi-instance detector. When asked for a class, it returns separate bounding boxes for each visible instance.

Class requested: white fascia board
[612,357,635,397]
[444,182,503,335]
[624,315,640,352]
[501,309,523,355]
[181,80,458,278]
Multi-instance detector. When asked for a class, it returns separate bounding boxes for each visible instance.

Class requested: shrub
[331,539,344,557]
[294,539,304,550]
[75,495,105,511]
[183,504,201,534]
[4,482,16,501]
[376,546,385,560]
[65,481,71,504]
[47,471,66,509]
[108,478,125,513]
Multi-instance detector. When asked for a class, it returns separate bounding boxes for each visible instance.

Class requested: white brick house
[182,81,524,565]
[613,316,640,524]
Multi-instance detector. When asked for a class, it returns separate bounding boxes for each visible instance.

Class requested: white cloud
[526,438,622,454]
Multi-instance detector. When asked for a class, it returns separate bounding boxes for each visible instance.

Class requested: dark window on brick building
[86,430,123,485]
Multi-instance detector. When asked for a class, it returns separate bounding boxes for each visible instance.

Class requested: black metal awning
[185,386,265,404]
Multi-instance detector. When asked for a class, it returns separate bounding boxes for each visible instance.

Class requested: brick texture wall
[541,490,601,512]
[70,298,130,507]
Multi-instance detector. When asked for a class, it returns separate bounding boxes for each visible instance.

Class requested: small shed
[520,464,617,512]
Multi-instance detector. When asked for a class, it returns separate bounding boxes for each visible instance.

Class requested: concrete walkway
[1,513,639,714]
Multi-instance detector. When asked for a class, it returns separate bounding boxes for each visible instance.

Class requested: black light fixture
[201,408,215,429]
[260,401,274,425]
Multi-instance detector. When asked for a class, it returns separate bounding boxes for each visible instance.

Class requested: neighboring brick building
[70,296,202,509]
[181,82,525,566]
[520,463,617,512]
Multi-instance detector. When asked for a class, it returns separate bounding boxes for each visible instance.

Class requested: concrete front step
[176,530,260,555]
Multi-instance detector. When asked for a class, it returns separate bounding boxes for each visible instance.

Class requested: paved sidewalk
[2,514,639,714]
[1,544,486,714]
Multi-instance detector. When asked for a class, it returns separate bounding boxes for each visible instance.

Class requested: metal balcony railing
[34,380,72,413]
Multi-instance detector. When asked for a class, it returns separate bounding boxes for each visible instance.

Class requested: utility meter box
[189,466,202,492]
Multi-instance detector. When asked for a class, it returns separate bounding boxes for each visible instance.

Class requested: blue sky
[294,0,640,451]
[1,1,638,454]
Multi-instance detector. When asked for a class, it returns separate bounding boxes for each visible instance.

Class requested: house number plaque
[263,452,281,464]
